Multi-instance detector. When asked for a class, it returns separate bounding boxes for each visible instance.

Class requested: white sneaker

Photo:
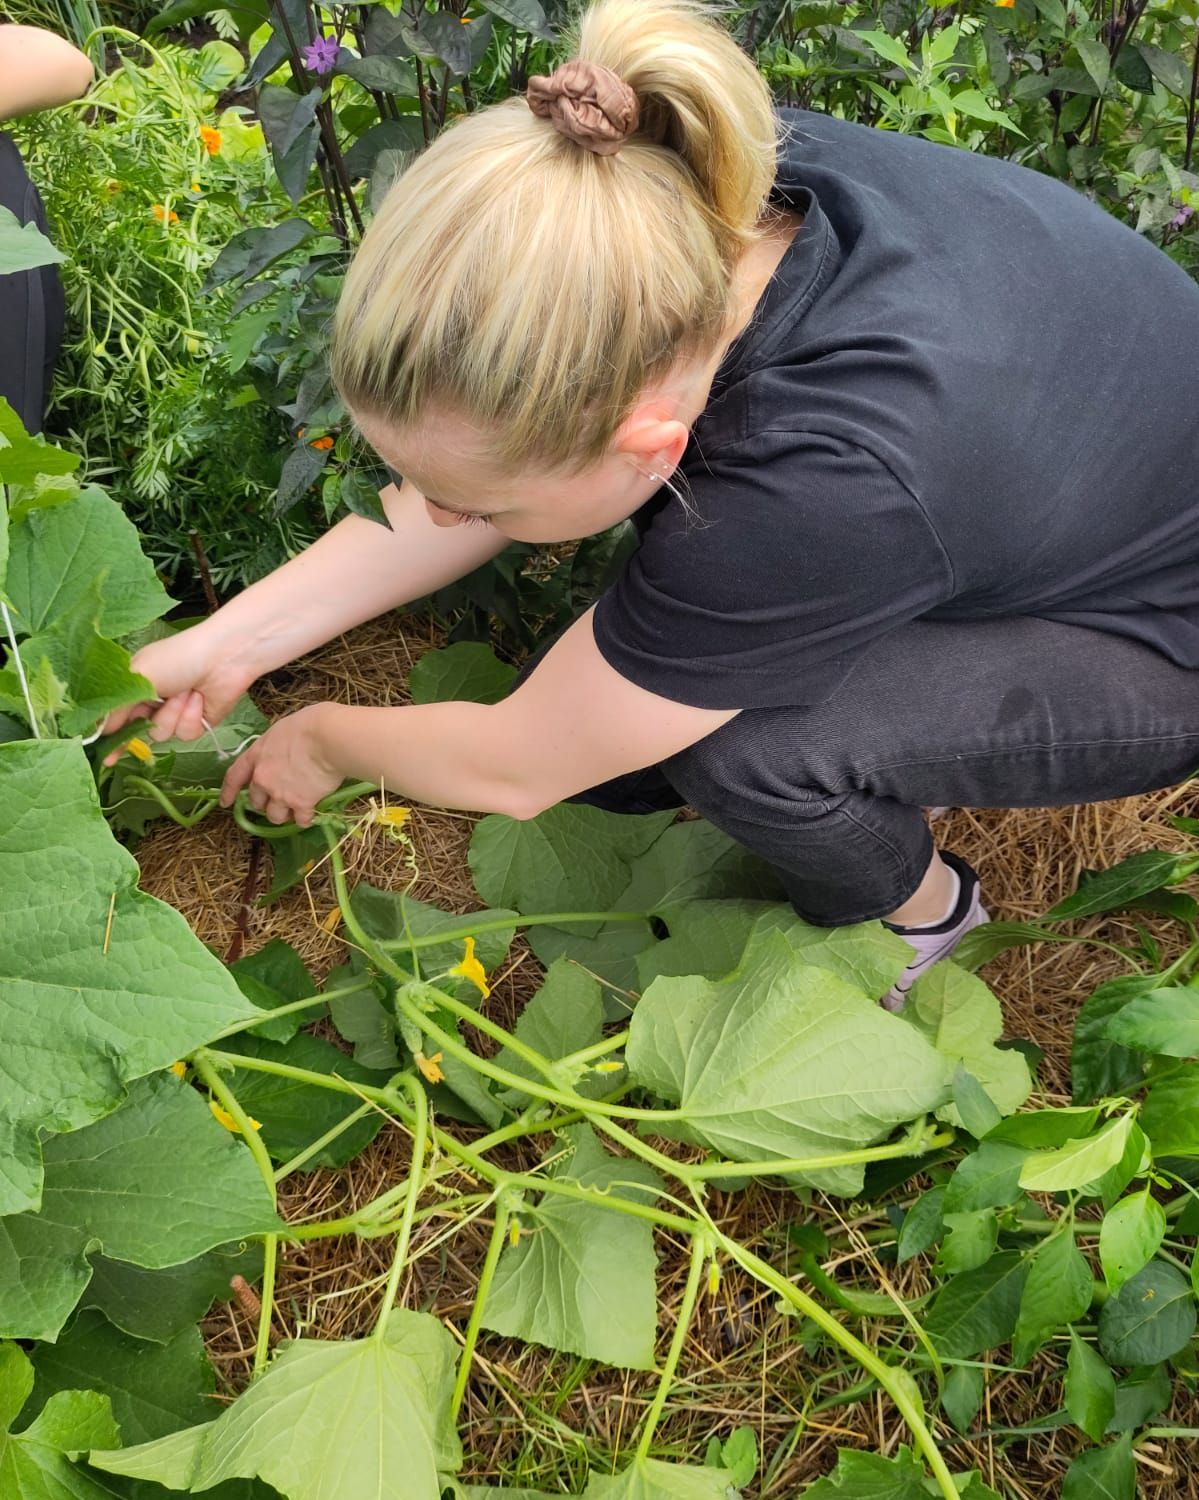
[880,851,989,1012]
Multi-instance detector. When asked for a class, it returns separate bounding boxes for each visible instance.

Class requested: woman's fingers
[265,798,293,826]
[174,690,208,742]
[149,692,191,742]
[220,744,258,808]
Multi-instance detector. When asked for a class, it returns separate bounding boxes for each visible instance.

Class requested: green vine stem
[634,1232,709,1461]
[373,1075,428,1337]
[715,1228,959,1500]
[273,1100,377,1181]
[448,1192,511,1425]
[191,1054,279,1378]
[377,911,650,951]
[123,776,219,828]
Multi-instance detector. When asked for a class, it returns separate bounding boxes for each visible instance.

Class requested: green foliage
[0,1342,119,1500]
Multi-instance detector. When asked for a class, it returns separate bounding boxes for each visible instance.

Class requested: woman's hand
[220,704,343,826]
[100,626,255,765]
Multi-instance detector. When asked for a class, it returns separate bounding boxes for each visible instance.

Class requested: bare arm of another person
[102,476,509,748]
[0,25,93,120]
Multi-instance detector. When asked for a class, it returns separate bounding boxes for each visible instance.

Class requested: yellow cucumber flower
[209,1100,262,1133]
[449,936,490,998]
[414,1050,445,1085]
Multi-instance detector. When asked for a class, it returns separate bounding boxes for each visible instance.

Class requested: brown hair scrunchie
[526,59,639,157]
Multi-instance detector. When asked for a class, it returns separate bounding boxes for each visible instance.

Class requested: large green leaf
[1141,1065,1199,1155]
[0,1073,282,1340]
[0,741,262,1216]
[482,1126,661,1368]
[1102,988,1199,1056]
[582,1459,739,1499]
[31,1310,215,1445]
[0,399,79,486]
[493,960,611,1106]
[1018,1115,1138,1194]
[923,1252,1029,1358]
[901,963,1031,1122]
[1071,976,1154,1105]
[1044,851,1198,920]
[800,1446,934,1496]
[5,486,171,639]
[1099,1189,1165,1294]
[81,1244,264,1345]
[90,1311,461,1500]
[1097,1261,1196,1365]
[1064,1326,1115,1442]
[1060,1435,1135,1500]
[18,578,153,737]
[0,206,67,274]
[0,1343,119,1500]
[1012,1229,1094,1363]
[626,929,952,1194]
[219,1032,390,1167]
[408,643,517,706]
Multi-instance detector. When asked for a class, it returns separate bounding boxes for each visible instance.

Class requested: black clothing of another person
[0,130,64,432]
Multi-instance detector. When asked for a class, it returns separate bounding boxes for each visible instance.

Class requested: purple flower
[1169,203,1194,231]
[302,34,339,75]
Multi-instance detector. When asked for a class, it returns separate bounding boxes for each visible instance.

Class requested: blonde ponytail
[331,0,781,476]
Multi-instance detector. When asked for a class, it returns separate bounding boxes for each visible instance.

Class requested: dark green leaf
[477,0,554,40]
[924,1253,1029,1358]
[30,1309,215,1444]
[934,1210,998,1276]
[0,1343,119,1500]
[953,1067,1003,1139]
[343,119,426,178]
[204,219,319,291]
[1044,851,1197,920]
[1135,42,1192,98]
[1107,1363,1171,1433]
[941,1364,985,1434]
[82,1244,264,1344]
[896,1186,946,1262]
[401,12,472,74]
[987,1105,1101,1150]
[337,470,392,527]
[950,920,1063,971]
[219,1033,389,1167]
[1142,1066,1199,1156]
[799,1445,927,1498]
[1098,1260,1196,1365]
[409,643,517,706]
[1102,988,1199,1056]
[258,84,323,159]
[1071,977,1155,1104]
[336,54,418,95]
[1065,1326,1115,1442]
[1061,1435,1135,1500]
[275,442,329,515]
[1013,1230,1094,1364]
[943,1141,1027,1214]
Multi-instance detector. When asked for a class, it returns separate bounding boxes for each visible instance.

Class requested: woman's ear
[615,408,690,478]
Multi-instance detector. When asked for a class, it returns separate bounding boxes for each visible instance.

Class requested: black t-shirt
[0,131,64,434]
[592,107,1199,710]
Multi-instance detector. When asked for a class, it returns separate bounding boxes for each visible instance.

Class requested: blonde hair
[331,0,782,478]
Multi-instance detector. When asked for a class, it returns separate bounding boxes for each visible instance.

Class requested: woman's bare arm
[0,25,93,120]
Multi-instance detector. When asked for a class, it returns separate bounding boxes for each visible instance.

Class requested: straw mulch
[134,611,1199,1499]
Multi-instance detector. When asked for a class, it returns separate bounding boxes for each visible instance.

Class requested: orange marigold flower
[310,434,335,451]
[994,0,1015,7]
[151,204,179,224]
[200,125,223,155]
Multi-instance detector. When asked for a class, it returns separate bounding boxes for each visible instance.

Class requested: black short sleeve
[592,433,954,710]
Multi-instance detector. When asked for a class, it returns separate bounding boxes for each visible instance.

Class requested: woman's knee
[662,713,834,822]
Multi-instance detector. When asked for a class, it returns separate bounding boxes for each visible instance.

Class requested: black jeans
[0,133,64,435]
[525,615,1199,926]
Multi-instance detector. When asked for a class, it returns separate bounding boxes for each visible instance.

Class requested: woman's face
[354,392,698,546]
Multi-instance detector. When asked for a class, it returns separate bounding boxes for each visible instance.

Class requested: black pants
[0,132,64,434]
[529,614,1199,926]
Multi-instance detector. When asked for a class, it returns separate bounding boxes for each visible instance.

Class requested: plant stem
[191,1053,279,1377]
[273,1100,377,1180]
[635,1232,708,1461]
[716,1230,960,1500]
[376,911,650,951]
[208,981,365,1044]
[448,1192,510,1424]
[687,1122,954,1181]
[373,1075,427,1336]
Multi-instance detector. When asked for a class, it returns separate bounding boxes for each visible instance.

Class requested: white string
[1,598,41,740]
